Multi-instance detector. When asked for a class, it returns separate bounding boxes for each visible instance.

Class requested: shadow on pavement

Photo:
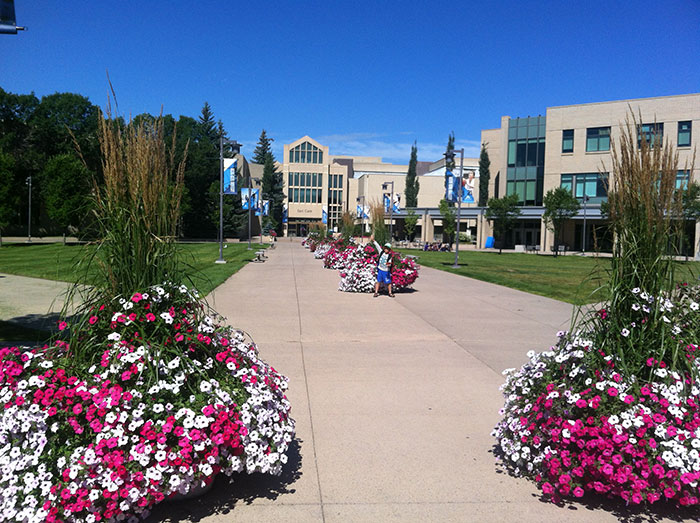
[149,438,303,522]
[5,312,62,331]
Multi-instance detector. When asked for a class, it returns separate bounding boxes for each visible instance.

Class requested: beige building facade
[281,135,480,242]
[481,93,700,253]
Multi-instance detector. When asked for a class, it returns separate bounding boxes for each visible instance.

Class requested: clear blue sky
[2,0,699,163]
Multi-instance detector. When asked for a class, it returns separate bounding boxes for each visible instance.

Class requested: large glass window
[676,170,690,189]
[586,127,610,152]
[678,121,692,147]
[288,171,323,202]
[638,123,664,148]
[562,129,574,153]
[561,173,608,202]
[289,141,323,164]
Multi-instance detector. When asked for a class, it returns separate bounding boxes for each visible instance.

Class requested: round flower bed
[493,287,700,507]
[337,244,419,293]
[0,283,295,522]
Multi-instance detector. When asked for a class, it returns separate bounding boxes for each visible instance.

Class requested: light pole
[582,194,590,253]
[26,176,32,243]
[382,181,394,244]
[444,147,465,268]
[216,136,237,264]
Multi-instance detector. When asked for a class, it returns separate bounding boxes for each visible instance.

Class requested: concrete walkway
[152,239,697,523]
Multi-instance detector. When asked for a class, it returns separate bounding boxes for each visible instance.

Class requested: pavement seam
[290,244,327,523]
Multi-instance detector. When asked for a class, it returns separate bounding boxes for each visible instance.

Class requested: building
[281,136,480,241]
[481,93,700,252]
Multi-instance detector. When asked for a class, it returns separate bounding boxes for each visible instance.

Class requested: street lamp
[356,195,366,241]
[444,147,465,268]
[216,137,239,264]
[582,194,590,253]
[382,181,394,244]
[26,176,31,243]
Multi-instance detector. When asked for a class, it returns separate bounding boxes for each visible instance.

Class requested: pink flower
[89,316,98,324]
[573,487,584,497]
[607,387,618,397]
[131,293,143,302]
[58,321,68,331]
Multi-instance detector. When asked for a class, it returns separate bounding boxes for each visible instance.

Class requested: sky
[2,0,699,164]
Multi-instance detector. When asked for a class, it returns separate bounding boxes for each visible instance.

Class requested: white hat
[384,243,391,248]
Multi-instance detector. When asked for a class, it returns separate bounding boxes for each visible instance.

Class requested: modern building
[280,136,480,241]
[481,93,700,252]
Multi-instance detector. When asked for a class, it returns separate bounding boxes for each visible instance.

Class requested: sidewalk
[152,239,688,523]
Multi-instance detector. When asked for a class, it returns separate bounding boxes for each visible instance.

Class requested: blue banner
[445,170,456,201]
[322,206,328,224]
[383,193,391,212]
[241,188,259,210]
[392,193,401,213]
[282,204,288,224]
[262,199,270,216]
[356,204,363,217]
[223,159,237,194]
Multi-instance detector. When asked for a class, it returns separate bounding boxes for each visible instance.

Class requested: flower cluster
[0,283,295,522]
[493,288,700,507]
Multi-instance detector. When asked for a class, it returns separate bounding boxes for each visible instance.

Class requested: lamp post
[444,147,464,268]
[382,181,394,244]
[216,136,237,264]
[582,194,590,253]
[356,195,366,242]
[26,176,32,243]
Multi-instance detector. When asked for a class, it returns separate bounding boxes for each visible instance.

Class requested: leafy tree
[478,142,491,207]
[404,209,418,241]
[0,150,16,246]
[439,199,456,245]
[39,154,91,242]
[485,194,522,254]
[542,187,580,257]
[405,142,420,208]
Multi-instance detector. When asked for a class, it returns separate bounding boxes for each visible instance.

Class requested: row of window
[289,141,323,164]
[289,188,322,204]
[559,170,690,203]
[561,121,693,153]
[288,171,323,188]
[507,137,545,168]
[328,189,343,205]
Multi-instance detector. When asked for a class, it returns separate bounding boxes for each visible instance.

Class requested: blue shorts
[377,269,392,284]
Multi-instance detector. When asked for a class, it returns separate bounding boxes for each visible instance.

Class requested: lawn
[398,249,700,305]
[0,242,266,296]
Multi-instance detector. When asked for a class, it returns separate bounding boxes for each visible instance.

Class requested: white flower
[621,328,630,337]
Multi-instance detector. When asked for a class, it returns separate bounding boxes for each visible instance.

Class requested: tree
[39,154,91,242]
[478,142,491,207]
[439,199,456,245]
[252,129,274,164]
[542,187,580,257]
[485,194,522,254]
[255,130,286,235]
[0,150,16,246]
[198,102,218,144]
[405,142,420,208]
[404,209,418,241]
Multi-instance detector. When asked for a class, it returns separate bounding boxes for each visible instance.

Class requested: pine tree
[478,142,491,207]
[253,129,273,164]
[405,142,420,208]
[254,130,286,235]
[198,102,217,143]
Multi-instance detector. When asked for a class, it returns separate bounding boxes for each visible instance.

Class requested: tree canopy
[405,142,419,208]
[542,187,580,256]
[485,194,522,254]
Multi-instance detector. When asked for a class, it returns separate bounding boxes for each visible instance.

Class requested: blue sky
[2,0,699,163]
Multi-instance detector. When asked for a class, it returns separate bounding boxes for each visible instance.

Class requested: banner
[262,199,270,216]
[282,204,288,224]
[356,204,363,217]
[445,170,455,201]
[392,193,401,213]
[322,206,328,224]
[461,173,475,204]
[383,193,391,212]
[363,205,370,219]
[241,188,259,210]
[223,159,237,194]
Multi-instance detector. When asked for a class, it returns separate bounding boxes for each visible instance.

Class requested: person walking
[370,234,394,298]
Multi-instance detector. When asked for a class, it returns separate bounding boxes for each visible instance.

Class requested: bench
[525,245,540,253]
[254,250,267,262]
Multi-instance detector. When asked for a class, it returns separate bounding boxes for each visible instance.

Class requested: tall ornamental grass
[370,201,389,246]
[581,112,697,380]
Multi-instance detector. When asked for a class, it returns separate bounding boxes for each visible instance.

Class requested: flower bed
[493,287,700,507]
[337,244,419,293]
[0,283,295,522]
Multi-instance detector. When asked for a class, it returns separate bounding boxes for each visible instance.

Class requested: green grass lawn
[0,242,266,296]
[398,249,700,305]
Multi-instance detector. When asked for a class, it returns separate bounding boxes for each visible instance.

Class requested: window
[562,129,574,153]
[676,170,690,189]
[288,171,323,202]
[289,141,323,164]
[586,127,610,152]
[678,121,692,147]
[638,123,664,148]
[561,173,608,202]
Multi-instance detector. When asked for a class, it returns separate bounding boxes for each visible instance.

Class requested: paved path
[0,273,72,330]
[153,240,698,523]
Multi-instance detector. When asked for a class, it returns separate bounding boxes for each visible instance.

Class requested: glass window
[290,142,322,164]
[676,170,690,189]
[638,123,664,148]
[561,174,573,193]
[586,127,611,152]
[306,188,311,203]
[293,188,299,202]
[679,121,692,147]
[516,141,526,167]
[288,173,293,186]
[507,141,516,167]
[526,140,538,167]
[319,151,323,163]
[338,175,343,187]
[525,180,536,203]
[562,129,574,153]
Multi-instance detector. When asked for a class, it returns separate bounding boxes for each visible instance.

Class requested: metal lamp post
[382,181,394,244]
[216,136,237,264]
[26,176,32,243]
[582,194,590,253]
[444,148,465,268]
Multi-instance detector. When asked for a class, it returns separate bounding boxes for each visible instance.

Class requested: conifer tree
[478,142,491,207]
[405,142,420,208]
[254,130,286,234]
